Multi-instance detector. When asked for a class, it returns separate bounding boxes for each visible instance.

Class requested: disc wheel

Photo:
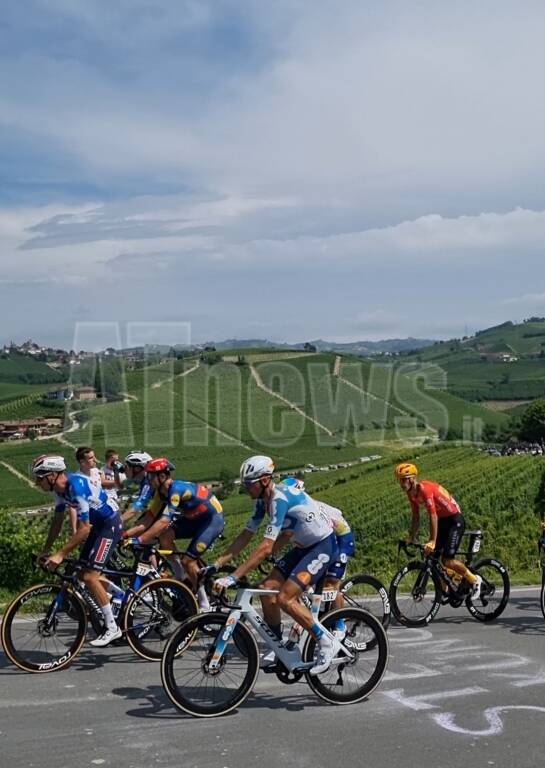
[124,577,198,661]
[302,607,388,704]
[1,583,87,673]
[465,558,510,622]
[389,561,441,627]
[341,573,391,629]
[161,612,259,717]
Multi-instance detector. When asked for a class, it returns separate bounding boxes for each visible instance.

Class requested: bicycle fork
[208,610,242,671]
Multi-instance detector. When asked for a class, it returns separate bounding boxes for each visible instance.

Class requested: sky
[2,0,545,348]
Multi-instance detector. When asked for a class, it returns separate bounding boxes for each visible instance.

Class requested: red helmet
[145,458,175,474]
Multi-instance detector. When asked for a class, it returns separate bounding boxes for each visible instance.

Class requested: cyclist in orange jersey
[395,462,482,599]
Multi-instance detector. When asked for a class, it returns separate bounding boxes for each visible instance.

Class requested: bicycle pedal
[260,663,279,673]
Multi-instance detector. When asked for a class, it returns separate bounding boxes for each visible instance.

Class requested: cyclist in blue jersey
[213,456,341,675]
[119,450,153,524]
[32,454,123,647]
[124,458,224,603]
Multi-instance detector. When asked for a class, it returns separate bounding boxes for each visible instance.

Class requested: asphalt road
[1,587,544,768]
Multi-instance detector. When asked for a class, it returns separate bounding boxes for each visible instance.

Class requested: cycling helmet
[145,458,175,474]
[239,455,274,484]
[124,450,152,468]
[32,455,67,476]
[282,476,305,491]
[395,462,418,479]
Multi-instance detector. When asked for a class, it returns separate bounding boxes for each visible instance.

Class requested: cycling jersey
[54,473,119,525]
[149,480,223,523]
[246,484,332,548]
[316,501,351,537]
[407,480,461,519]
[130,475,154,514]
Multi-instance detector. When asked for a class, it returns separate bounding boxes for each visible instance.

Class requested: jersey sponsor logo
[170,493,181,506]
[95,537,112,564]
[195,541,207,553]
[265,525,275,537]
[307,553,330,575]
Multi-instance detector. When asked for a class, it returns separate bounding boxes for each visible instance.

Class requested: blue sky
[2,0,545,348]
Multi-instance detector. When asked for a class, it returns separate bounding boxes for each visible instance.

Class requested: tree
[519,399,545,442]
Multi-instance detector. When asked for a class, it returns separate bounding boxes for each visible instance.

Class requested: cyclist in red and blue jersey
[124,458,224,595]
[395,462,482,599]
[32,454,123,647]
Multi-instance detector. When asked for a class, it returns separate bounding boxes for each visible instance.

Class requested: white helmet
[124,451,152,468]
[240,455,274,484]
[32,455,66,476]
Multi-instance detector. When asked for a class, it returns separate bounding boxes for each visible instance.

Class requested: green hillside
[0,352,65,384]
[397,320,545,401]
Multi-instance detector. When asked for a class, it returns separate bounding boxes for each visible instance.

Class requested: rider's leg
[439,514,479,588]
[158,527,184,580]
[260,568,285,640]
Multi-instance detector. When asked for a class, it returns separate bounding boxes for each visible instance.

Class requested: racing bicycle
[161,575,389,717]
[389,530,510,626]
[1,547,197,672]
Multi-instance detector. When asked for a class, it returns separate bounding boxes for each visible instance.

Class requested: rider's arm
[56,520,91,557]
[125,508,158,537]
[423,492,438,547]
[427,514,438,548]
[408,499,420,542]
[231,537,275,580]
[137,514,170,545]
[272,530,293,553]
[214,528,254,567]
[42,508,66,554]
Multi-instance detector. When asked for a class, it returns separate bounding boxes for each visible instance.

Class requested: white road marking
[382,686,488,711]
[432,705,545,736]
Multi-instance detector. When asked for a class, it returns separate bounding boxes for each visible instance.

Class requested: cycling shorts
[275,533,338,590]
[435,513,465,559]
[326,531,355,580]
[171,509,225,558]
[79,513,123,569]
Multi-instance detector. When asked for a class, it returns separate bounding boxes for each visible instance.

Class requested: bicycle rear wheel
[124,577,198,661]
[1,583,87,673]
[303,607,388,704]
[341,573,391,629]
[389,561,441,627]
[465,558,510,622]
[161,612,259,717]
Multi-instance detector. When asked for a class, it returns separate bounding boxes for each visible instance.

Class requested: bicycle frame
[208,586,354,673]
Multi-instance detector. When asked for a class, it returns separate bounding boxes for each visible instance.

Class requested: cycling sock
[101,602,117,631]
[311,622,324,640]
[267,623,283,641]
[197,585,210,611]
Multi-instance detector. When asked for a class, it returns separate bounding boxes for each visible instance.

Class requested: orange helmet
[394,462,418,479]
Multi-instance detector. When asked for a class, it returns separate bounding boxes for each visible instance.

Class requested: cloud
[502,292,545,307]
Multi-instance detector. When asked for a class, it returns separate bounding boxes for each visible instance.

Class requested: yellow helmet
[395,462,418,479]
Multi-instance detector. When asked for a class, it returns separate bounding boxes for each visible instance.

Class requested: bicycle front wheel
[341,573,391,629]
[124,577,198,661]
[465,558,510,622]
[389,561,441,627]
[161,612,259,717]
[1,583,87,673]
[303,607,388,704]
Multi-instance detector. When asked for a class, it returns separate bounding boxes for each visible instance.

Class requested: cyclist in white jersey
[282,478,355,638]
[214,455,342,675]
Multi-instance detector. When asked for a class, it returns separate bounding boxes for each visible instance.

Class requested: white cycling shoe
[470,574,483,601]
[90,626,122,647]
[310,634,341,676]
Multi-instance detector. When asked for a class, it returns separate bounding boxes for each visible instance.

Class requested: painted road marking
[432,705,545,736]
[382,686,488,711]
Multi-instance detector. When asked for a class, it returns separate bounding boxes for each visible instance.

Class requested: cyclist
[213,456,341,675]
[101,448,125,507]
[124,458,224,608]
[282,476,354,639]
[119,450,153,524]
[32,454,123,647]
[395,462,482,598]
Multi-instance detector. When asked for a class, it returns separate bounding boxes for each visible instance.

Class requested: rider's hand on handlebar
[44,551,64,571]
[213,574,237,593]
[423,540,436,556]
[121,536,141,549]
